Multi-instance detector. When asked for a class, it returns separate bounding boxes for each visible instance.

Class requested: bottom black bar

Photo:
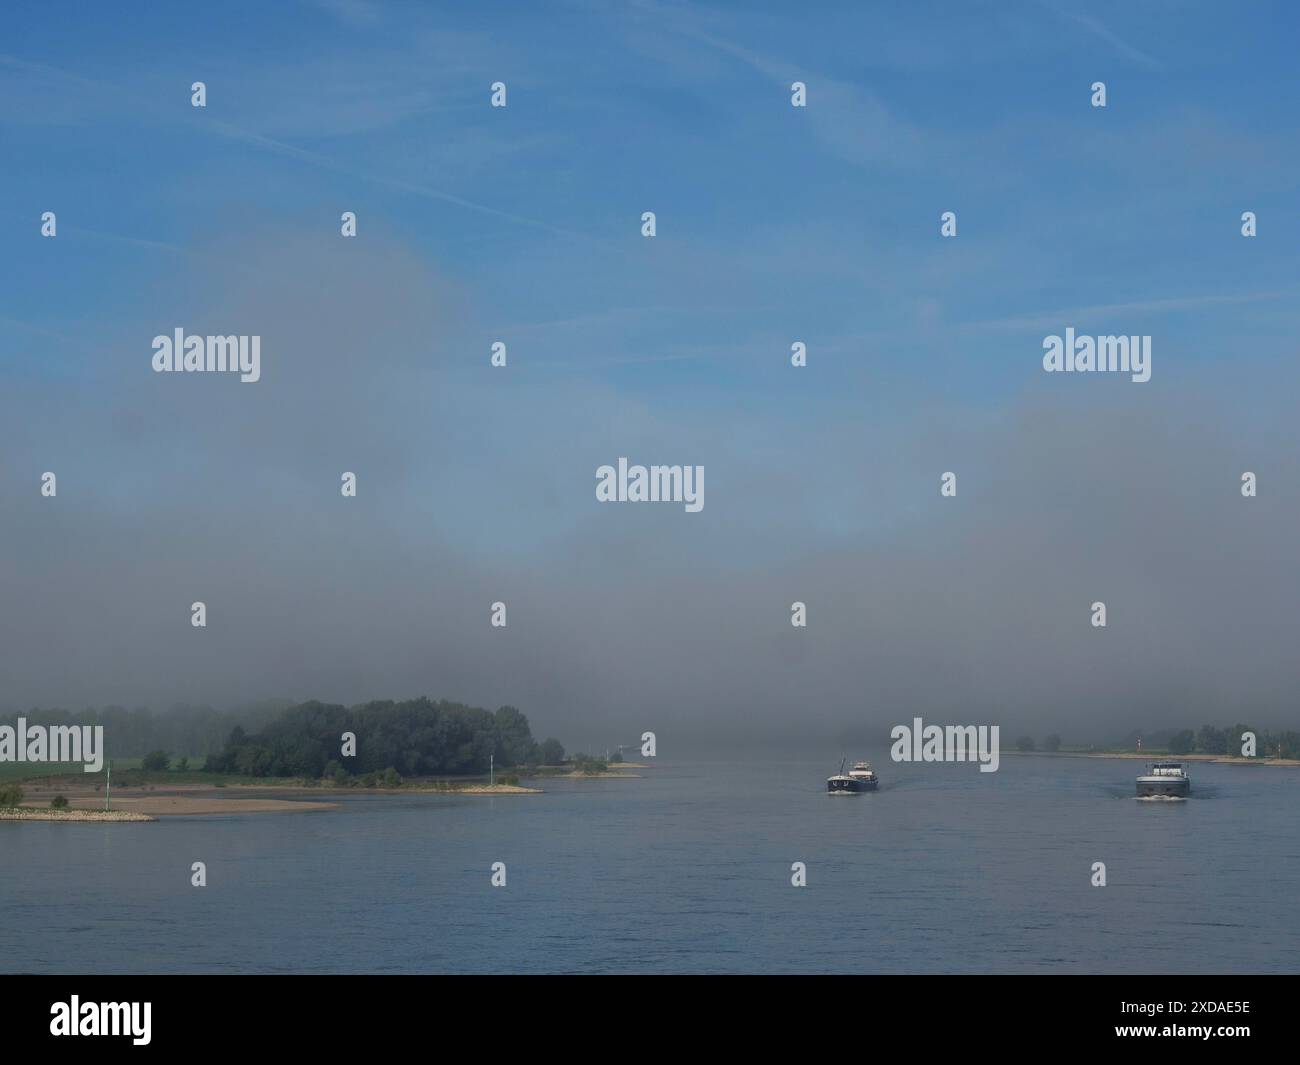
[0,975,1290,1052]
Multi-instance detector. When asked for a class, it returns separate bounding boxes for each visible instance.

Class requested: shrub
[572,753,608,774]
[51,794,69,810]
[141,750,170,772]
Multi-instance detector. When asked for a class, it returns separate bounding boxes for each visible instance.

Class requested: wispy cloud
[963,289,1290,332]
[0,52,584,240]
[64,225,192,256]
[1041,1,1162,69]
[619,0,931,170]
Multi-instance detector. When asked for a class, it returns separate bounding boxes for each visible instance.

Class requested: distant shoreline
[8,775,552,817]
[558,769,641,778]
[355,783,542,795]
[1008,750,1300,767]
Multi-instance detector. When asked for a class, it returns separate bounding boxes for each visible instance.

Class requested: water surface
[3,754,1297,973]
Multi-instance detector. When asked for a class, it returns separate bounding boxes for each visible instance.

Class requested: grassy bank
[0,759,141,782]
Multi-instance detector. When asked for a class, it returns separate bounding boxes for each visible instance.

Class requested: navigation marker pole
[490,753,494,787]
[105,761,111,811]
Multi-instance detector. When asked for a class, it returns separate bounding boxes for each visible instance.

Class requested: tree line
[203,698,565,779]
[1164,724,1300,758]
[1,703,289,760]
[1013,724,1300,758]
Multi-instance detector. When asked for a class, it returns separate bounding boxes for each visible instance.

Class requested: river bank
[10,775,545,816]
[0,808,155,822]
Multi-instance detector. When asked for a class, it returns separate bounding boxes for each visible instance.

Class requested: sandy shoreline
[16,780,340,816]
[0,760,665,815]
[0,808,155,822]
[352,783,541,795]
[12,778,540,816]
[560,770,641,778]
[19,790,339,816]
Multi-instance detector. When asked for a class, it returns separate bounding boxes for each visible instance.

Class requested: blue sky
[2,2,1299,738]
[5,0,1298,399]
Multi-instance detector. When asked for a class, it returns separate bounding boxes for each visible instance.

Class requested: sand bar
[16,782,338,816]
[12,778,542,814]
[0,808,155,822]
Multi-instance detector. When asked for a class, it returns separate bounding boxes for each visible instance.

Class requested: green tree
[1228,725,1255,758]
[539,738,565,765]
[1168,730,1195,755]
[232,745,272,776]
[0,784,24,808]
[1279,731,1300,759]
[176,757,190,772]
[493,705,536,767]
[51,794,69,810]
[572,753,608,774]
[1197,725,1228,755]
[1015,735,1036,753]
[201,697,558,780]
[141,750,170,772]
[1043,734,1061,752]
